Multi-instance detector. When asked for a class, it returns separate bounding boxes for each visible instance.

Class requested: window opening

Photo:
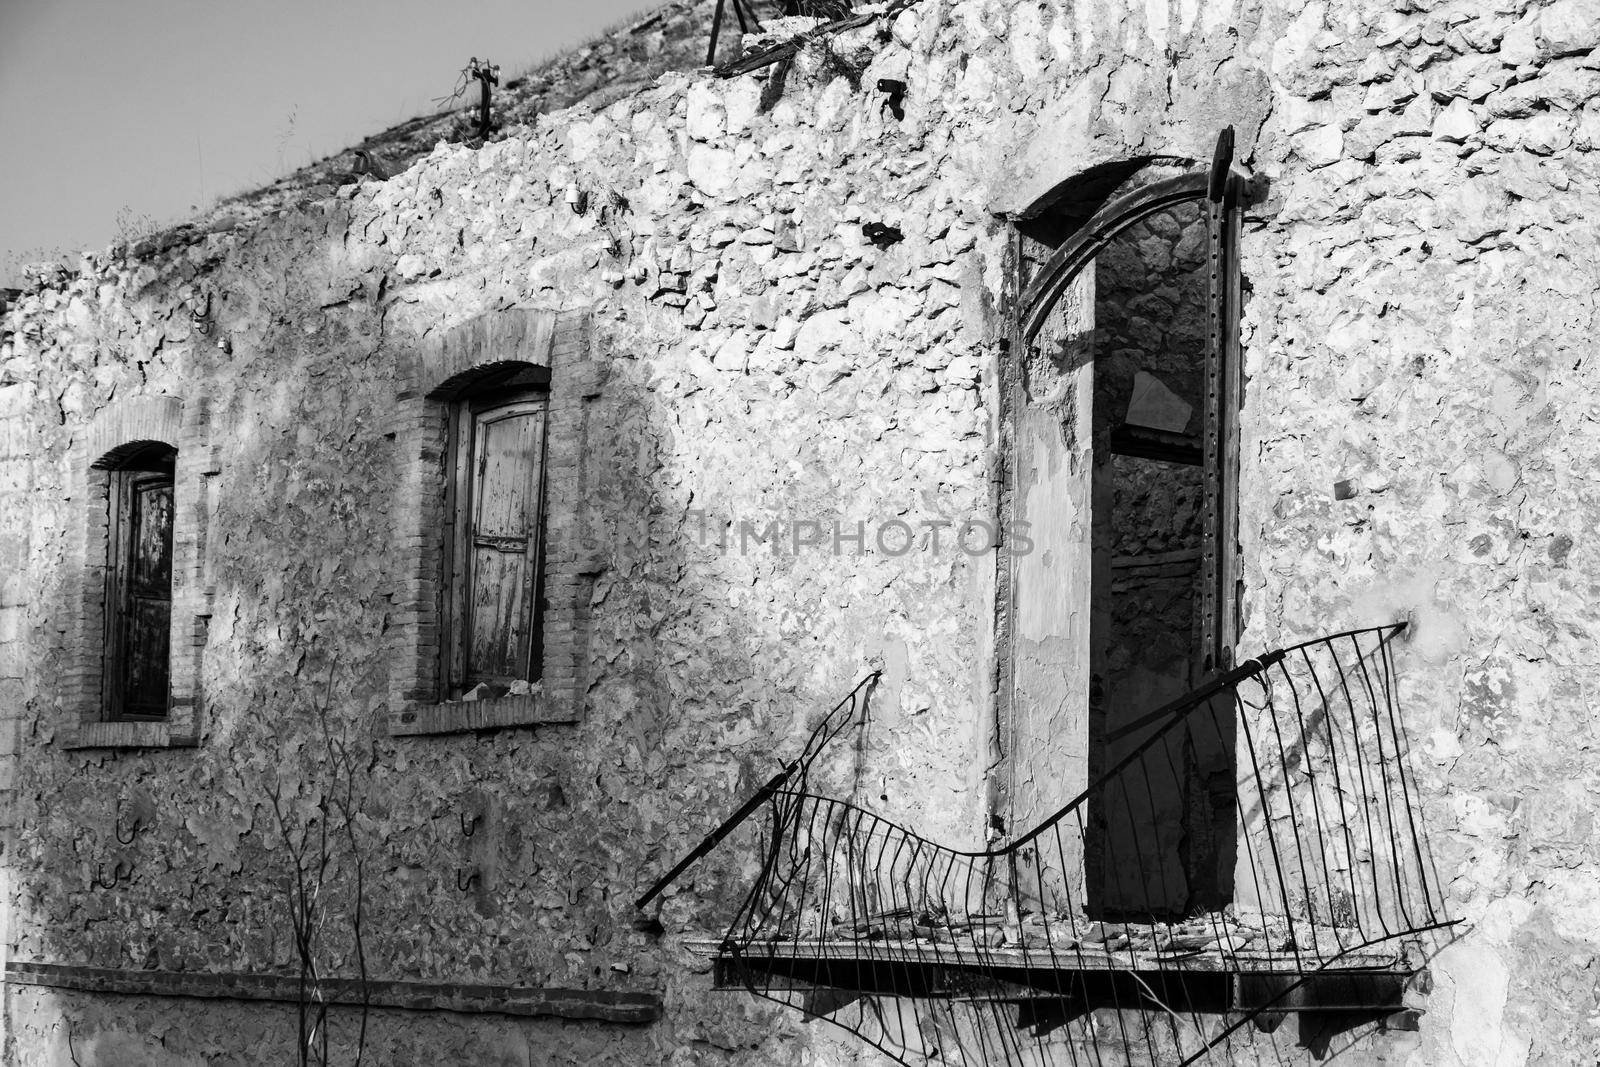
[441,375,550,701]
[104,444,177,721]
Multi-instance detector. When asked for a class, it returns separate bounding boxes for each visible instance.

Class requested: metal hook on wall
[93,859,133,890]
[114,794,153,845]
[456,867,480,893]
[459,811,480,838]
[114,808,143,846]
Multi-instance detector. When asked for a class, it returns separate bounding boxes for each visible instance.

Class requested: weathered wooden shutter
[455,395,547,688]
[107,466,174,720]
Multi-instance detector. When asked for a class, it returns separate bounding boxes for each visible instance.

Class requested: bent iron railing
[639,624,1456,1065]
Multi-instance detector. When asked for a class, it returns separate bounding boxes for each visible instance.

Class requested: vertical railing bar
[1098,761,1142,1067]
[1377,626,1432,924]
[1236,683,1305,971]
[1260,649,1322,961]
[869,813,903,1022]
[1298,644,1367,945]
[1349,632,1415,933]
[1380,627,1439,923]
[1325,638,1392,943]
[1276,647,1342,951]
[1074,805,1112,1067]
[1231,676,1278,971]
[754,794,804,941]
[1196,696,1237,956]
[768,793,815,946]
[817,800,842,956]
[1134,720,1171,919]
[733,790,788,944]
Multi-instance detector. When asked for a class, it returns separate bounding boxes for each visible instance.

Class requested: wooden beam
[6,961,662,1024]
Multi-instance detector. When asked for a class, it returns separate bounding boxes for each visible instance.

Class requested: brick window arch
[60,395,205,749]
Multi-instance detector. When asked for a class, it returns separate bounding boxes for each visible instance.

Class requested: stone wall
[1094,199,1209,444]
[0,0,1598,1063]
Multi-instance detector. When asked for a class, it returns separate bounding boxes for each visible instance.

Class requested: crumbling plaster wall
[1229,2,1600,1062]
[0,0,1597,1063]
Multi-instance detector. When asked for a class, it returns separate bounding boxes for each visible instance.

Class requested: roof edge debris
[13,0,723,291]
[13,0,920,294]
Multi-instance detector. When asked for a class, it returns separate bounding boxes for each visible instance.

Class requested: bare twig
[261,663,372,1066]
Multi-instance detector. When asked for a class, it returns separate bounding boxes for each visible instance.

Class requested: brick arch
[402,309,559,402]
[386,305,608,736]
[62,392,202,749]
[91,440,178,471]
[427,359,553,403]
[85,396,183,466]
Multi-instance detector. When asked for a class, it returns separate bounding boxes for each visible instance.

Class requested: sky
[0,0,658,286]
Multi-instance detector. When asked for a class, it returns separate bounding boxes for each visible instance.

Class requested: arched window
[60,393,202,749]
[386,308,606,736]
[99,443,178,721]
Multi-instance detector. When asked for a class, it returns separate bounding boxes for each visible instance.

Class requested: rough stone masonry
[1,0,1599,1062]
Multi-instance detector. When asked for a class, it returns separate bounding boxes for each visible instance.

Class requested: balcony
[644,624,1456,1065]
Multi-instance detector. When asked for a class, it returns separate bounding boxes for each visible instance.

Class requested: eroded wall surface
[0,0,1597,1062]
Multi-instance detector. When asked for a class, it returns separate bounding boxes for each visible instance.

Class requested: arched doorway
[999,129,1250,918]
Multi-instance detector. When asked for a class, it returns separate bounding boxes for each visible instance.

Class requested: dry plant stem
[264,665,370,1067]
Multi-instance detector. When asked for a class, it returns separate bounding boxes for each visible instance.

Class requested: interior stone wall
[0,0,1597,1062]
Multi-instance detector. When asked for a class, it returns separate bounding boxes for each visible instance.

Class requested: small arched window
[99,442,178,721]
[387,307,602,736]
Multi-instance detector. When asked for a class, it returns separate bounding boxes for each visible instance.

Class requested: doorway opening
[1001,138,1246,921]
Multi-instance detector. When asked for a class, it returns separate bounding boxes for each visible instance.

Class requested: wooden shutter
[106,464,174,720]
[449,393,547,689]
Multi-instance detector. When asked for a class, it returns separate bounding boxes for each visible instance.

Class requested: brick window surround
[59,395,206,749]
[387,308,607,736]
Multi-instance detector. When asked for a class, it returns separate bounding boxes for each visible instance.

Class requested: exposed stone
[1536,0,1600,58]
[685,144,737,197]
[3,0,1599,1065]
[1434,97,1481,141]
[1292,124,1345,168]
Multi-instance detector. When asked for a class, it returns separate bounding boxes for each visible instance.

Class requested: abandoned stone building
[2,0,1598,1061]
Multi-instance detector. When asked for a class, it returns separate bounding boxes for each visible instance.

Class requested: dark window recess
[441,378,549,701]
[104,446,176,721]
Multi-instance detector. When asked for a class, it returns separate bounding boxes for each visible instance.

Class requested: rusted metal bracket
[705,0,758,66]
[714,10,879,78]
[635,762,795,909]
[93,859,133,890]
[470,58,500,140]
[114,811,143,845]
